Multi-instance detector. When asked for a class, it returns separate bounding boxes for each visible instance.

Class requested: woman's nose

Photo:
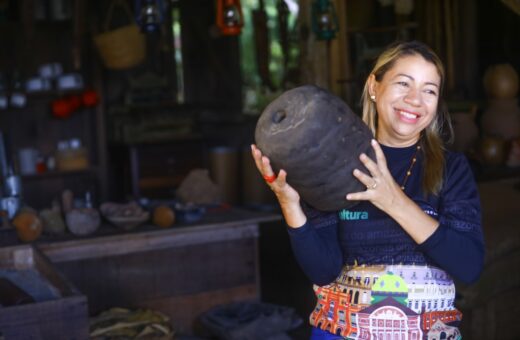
[404,88,422,106]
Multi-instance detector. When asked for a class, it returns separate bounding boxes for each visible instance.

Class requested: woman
[251,41,484,339]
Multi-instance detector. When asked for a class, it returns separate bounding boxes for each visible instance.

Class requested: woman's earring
[370,95,376,102]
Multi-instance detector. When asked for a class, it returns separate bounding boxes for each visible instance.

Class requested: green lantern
[311,0,339,40]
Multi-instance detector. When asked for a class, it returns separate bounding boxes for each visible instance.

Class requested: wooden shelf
[21,167,98,181]
[347,21,418,34]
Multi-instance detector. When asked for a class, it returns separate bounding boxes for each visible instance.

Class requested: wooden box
[0,245,89,340]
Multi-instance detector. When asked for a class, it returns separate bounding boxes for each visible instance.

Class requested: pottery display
[100,201,149,230]
[480,99,520,140]
[479,136,507,165]
[483,64,519,100]
[481,64,520,141]
[65,208,101,236]
[255,85,374,211]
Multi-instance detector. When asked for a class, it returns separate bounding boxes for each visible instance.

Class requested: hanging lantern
[135,0,165,33]
[216,0,244,36]
[311,0,339,40]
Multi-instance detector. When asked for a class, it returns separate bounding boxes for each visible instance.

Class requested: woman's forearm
[279,200,307,228]
[387,190,439,244]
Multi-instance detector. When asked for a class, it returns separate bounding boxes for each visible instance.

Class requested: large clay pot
[480,99,520,139]
[255,85,374,211]
[483,64,519,100]
[479,136,507,166]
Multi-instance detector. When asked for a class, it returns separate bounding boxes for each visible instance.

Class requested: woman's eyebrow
[394,73,440,88]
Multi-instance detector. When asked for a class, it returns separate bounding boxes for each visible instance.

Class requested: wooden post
[329,0,350,100]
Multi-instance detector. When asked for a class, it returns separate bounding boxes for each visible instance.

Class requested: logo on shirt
[339,209,369,221]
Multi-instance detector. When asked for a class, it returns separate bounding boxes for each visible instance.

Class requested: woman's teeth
[399,110,418,119]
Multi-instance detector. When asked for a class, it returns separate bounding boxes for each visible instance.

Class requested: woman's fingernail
[346,194,352,200]
[371,139,377,145]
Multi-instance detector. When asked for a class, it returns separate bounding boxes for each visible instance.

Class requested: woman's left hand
[346,139,404,213]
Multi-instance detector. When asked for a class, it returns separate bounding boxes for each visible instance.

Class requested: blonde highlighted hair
[361,40,452,195]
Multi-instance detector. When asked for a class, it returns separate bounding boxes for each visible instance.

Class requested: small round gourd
[255,85,374,211]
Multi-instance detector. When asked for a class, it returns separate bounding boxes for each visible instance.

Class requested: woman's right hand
[251,144,300,206]
[251,145,307,228]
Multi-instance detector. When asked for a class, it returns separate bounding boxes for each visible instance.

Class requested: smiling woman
[251,40,484,340]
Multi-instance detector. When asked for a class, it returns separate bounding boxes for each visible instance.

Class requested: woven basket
[94,0,146,70]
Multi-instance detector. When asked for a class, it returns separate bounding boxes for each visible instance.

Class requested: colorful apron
[310,265,463,339]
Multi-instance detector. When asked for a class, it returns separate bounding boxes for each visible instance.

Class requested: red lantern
[51,99,72,119]
[82,89,99,107]
[67,94,82,111]
[216,0,244,36]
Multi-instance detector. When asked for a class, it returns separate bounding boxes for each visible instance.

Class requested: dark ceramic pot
[255,85,374,211]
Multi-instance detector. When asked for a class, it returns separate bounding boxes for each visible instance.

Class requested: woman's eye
[425,89,437,96]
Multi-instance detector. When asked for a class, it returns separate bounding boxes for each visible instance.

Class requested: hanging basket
[93,0,146,70]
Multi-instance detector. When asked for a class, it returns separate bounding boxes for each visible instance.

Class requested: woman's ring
[263,174,277,183]
[369,181,377,189]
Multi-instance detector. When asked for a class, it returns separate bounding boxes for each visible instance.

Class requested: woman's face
[369,54,441,147]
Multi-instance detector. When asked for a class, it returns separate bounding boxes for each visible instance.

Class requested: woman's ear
[367,74,377,99]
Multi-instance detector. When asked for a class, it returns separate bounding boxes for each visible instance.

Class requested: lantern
[216,0,244,36]
[311,0,339,40]
[135,0,165,33]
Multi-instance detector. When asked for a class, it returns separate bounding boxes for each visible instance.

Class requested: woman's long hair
[361,40,453,195]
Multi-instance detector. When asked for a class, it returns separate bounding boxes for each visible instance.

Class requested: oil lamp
[311,0,339,40]
[216,0,244,36]
[135,0,165,33]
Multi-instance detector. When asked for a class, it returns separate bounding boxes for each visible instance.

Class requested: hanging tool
[252,0,274,90]
[277,0,289,86]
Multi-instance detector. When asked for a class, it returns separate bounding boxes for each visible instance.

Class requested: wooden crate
[0,244,89,340]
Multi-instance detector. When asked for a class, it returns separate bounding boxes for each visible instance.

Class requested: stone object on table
[65,208,100,236]
[12,209,43,243]
[152,205,175,228]
[175,168,222,205]
[100,201,149,230]
[39,209,66,235]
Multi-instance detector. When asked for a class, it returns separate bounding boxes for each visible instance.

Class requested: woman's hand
[251,144,300,205]
[346,139,439,243]
[346,139,405,213]
[251,144,306,228]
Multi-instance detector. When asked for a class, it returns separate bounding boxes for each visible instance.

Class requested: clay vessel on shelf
[483,63,519,100]
[481,99,520,140]
[479,136,507,166]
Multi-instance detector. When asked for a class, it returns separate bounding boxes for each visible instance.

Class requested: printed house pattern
[310,265,463,339]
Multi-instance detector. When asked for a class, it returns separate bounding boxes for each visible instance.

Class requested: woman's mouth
[397,109,419,122]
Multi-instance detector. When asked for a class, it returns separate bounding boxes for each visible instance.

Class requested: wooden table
[36,208,281,334]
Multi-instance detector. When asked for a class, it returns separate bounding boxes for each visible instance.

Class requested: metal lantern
[135,0,165,33]
[216,0,244,36]
[311,0,339,40]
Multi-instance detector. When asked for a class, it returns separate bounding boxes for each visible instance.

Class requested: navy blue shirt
[287,144,485,286]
